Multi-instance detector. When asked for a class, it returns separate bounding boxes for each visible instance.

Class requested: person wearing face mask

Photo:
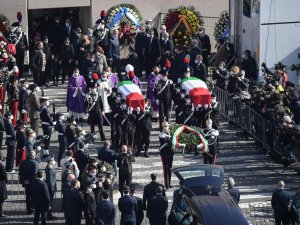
[108,91,122,150]
[104,66,119,88]
[146,29,160,76]
[30,41,46,86]
[154,68,174,130]
[197,28,211,69]
[160,32,173,68]
[134,25,147,78]
[61,37,74,84]
[212,61,229,90]
[39,97,53,159]
[66,68,87,122]
[182,95,197,126]
[45,155,57,220]
[86,83,106,142]
[42,36,52,87]
[83,175,97,225]
[97,72,113,119]
[4,111,16,172]
[108,29,121,80]
[147,66,161,121]
[240,50,258,83]
[18,78,29,123]
[189,39,201,70]
[54,113,67,168]
[202,118,219,164]
[95,47,108,75]
[210,94,220,129]
[193,54,207,82]
[159,121,174,189]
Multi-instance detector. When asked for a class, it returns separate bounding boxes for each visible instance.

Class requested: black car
[168,165,249,225]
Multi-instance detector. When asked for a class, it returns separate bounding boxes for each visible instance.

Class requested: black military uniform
[159,127,174,189]
[16,120,26,167]
[118,102,137,148]
[154,73,173,129]
[7,76,18,127]
[55,113,67,167]
[86,87,106,141]
[107,88,120,150]
[18,78,28,122]
[65,117,77,150]
[210,94,220,129]
[4,112,16,172]
[173,86,184,124]
[135,101,152,157]
[83,175,97,225]
[0,155,7,217]
[182,95,197,126]
[45,156,57,219]
[202,119,219,164]
[39,97,53,158]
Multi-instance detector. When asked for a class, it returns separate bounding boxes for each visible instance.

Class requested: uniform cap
[47,155,55,163]
[4,111,12,118]
[39,97,49,102]
[96,172,106,178]
[64,159,73,167]
[19,78,27,83]
[85,174,97,183]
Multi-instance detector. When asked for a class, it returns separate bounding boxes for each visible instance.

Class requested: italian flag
[181,77,211,106]
[118,81,145,110]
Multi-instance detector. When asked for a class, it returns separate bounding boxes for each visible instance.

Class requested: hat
[100,10,106,19]
[91,73,99,80]
[125,64,134,74]
[85,174,97,184]
[26,128,35,136]
[19,78,27,83]
[40,97,49,102]
[180,89,186,94]
[184,57,190,63]
[211,93,216,98]
[47,155,55,163]
[121,99,126,104]
[11,22,20,27]
[4,111,12,118]
[96,172,106,179]
[128,70,135,78]
[16,120,25,127]
[68,116,75,123]
[199,27,205,31]
[64,159,73,167]
[42,35,48,41]
[112,87,118,93]
[29,84,38,91]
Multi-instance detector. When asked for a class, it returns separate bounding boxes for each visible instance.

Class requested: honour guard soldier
[39,97,53,159]
[107,88,120,150]
[202,118,219,164]
[154,69,173,130]
[0,104,4,151]
[83,175,97,225]
[135,99,152,157]
[159,121,174,189]
[65,117,77,151]
[4,112,16,172]
[45,155,57,220]
[210,93,220,129]
[86,83,106,142]
[182,95,197,126]
[55,113,67,167]
[18,78,28,123]
[16,120,26,167]
[118,101,136,148]
[7,76,19,127]
[173,85,183,124]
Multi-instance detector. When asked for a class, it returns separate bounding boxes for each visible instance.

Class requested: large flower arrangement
[163,6,203,48]
[0,14,9,56]
[213,10,230,41]
[106,4,142,45]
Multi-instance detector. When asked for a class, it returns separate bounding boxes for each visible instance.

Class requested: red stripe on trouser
[213,154,217,165]
[12,100,18,127]
[161,156,168,187]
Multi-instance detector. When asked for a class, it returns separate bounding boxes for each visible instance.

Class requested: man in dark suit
[75,142,89,177]
[271,180,291,225]
[45,155,57,220]
[146,30,160,76]
[240,50,258,82]
[108,29,121,80]
[63,179,85,225]
[170,46,186,82]
[30,170,51,225]
[160,32,173,68]
[96,190,116,225]
[4,111,16,172]
[135,27,148,77]
[0,152,7,217]
[193,54,207,81]
[130,185,144,225]
[147,186,168,225]
[98,140,119,176]
[197,28,211,69]
[19,151,39,214]
[189,39,202,69]
[226,177,240,204]
[127,46,140,78]
[143,173,166,215]
[118,185,137,225]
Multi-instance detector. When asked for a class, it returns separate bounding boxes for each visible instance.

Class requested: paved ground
[0,81,299,225]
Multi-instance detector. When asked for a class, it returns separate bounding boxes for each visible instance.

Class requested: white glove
[156,99,160,105]
[204,104,208,109]
[21,109,27,114]
[128,108,132,114]
[197,143,204,149]
[177,78,182,83]
[36,146,41,152]
[136,107,141,114]
[212,130,219,137]
[53,121,57,126]
[191,104,195,111]
[197,104,202,109]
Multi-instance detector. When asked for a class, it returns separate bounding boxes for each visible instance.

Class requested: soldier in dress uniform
[27,84,41,135]
[45,155,57,220]
[202,118,219,164]
[83,175,97,225]
[86,83,106,142]
[39,97,53,159]
[182,95,197,126]
[135,99,152,157]
[154,69,174,130]
[159,121,174,189]
[195,103,210,128]
[4,111,16,172]
[173,85,182,124]
[55,113,67,167]
[65,116,77,151]
[15,120,26,167]
[197,28,211,69]
[210,93,220,129]
[7,76,19,127]
[107,88,120,150]
[118,102,137,149]
[18,78,28,123]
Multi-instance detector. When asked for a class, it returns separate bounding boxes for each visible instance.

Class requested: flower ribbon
[171,15,192,34]
[107,7,140,29]
[171,125,208,153]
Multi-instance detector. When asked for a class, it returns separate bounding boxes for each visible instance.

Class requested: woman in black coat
[0,152,7,217]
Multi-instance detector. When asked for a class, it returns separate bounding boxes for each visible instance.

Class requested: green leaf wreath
[213,10,230,41]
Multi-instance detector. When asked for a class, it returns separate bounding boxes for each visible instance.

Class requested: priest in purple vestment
[105,67,118,87]
[147,65,162,120]
[66,68,87,120]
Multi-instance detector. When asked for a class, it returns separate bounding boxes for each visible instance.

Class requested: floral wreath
[0,13,10,56]
[106,4,142,45]
[213,10,230,41]
[163,6,204,48]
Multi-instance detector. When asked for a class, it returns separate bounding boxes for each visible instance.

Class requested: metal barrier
[213,85,300,164]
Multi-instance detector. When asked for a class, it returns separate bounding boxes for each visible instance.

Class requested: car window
[212,169,221,177]
[172,195,194,224]
[178,170,206,179]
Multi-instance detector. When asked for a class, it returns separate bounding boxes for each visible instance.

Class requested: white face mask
[212,99,217,103]
[46,101,50,106]
[90,58,95,62]
[73,72,79,77]
[60,116,65,121]
[117,97,121,101]
[91,88,97,94]
[101,77,107,81]
[91,183,96,189]
[0,104,2,110]
[207,123,212,129]
[186,100,191,104]
[176,88,180,93]
[181,94,185,98]
[8,116,13,120]
[55,20,60,23]
[122,104,127,109]
[89,172,96,177]
[65,23,70,27]
[185,73,190,77]
[162,76,167,81]
[195,60,199,64]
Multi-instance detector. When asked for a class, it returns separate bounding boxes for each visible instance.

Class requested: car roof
[188,188,249,225]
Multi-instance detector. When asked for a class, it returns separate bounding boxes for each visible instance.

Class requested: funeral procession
[0,0,299,224]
